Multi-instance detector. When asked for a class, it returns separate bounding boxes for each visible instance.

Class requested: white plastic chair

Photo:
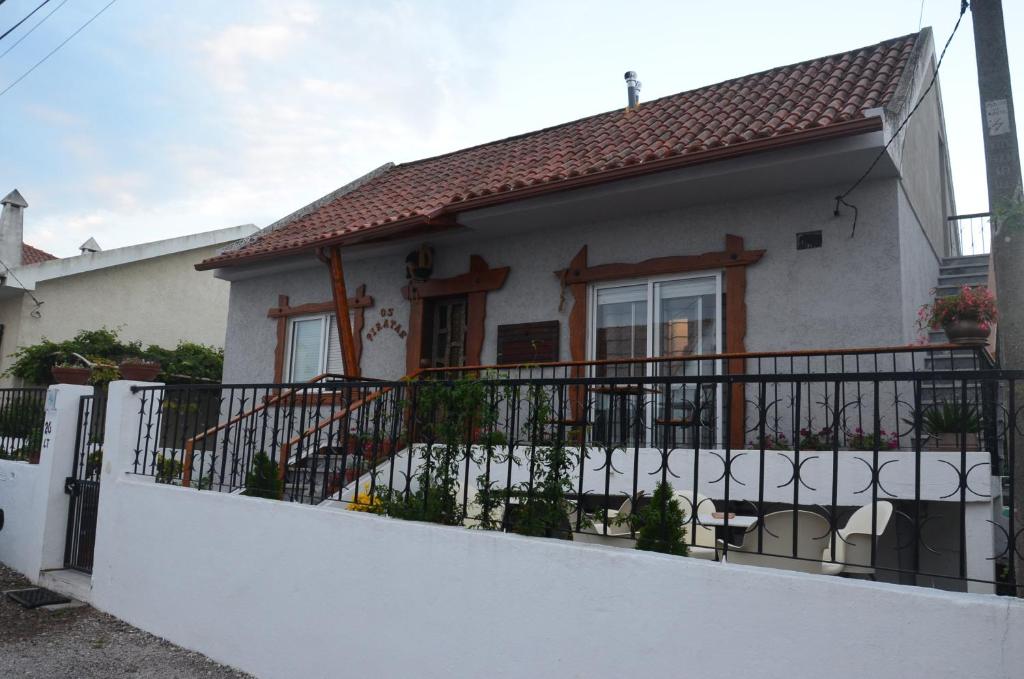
[673,490,719,560]
[821,501,894,576]
[720,510,840,574]
[593,494,636,538]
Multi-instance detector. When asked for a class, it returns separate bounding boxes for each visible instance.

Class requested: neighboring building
[0,189,257,384]
[200,30,962,385]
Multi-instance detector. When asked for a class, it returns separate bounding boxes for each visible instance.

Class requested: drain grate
[4,587,72,609]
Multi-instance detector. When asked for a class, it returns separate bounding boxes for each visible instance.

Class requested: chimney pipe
[0,189,27,268]
[624,71,641,108]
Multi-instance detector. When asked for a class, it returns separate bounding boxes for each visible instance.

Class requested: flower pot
[118,361,162,381]
[928,432,981,452]
[942,318,991,346]
[52,366,92,385]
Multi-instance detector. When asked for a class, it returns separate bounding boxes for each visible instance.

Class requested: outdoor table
[697,514,758,529]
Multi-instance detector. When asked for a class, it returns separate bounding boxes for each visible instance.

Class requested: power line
[0,0,69,61]
[834,0,969,237]
[0,0,118,99]
[0,0,51,42]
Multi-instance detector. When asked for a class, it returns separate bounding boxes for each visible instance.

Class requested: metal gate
[64,394,104,573]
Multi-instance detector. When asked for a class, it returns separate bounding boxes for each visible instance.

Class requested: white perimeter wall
[90,476,1024,679]
[0,459,42,576]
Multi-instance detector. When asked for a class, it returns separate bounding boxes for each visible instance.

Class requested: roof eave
[197,115,884,272]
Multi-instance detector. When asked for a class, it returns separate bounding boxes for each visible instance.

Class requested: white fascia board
[6,224,259,291]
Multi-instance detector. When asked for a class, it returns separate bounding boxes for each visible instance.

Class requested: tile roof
[22,243,57,265]
[199,32,921,270]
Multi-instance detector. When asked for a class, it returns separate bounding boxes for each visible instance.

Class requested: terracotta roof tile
[21,243,57,265]
[200,32,919,270]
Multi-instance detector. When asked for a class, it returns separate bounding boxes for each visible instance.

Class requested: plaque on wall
[496,321,559,364]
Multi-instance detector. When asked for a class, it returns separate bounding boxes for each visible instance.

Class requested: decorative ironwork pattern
[128,346,1021,596]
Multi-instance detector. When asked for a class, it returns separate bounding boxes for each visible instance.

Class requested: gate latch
[64,477,77,495]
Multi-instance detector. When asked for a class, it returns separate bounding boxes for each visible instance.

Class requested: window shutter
[326,314,344,374]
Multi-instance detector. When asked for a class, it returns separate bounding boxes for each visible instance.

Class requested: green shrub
[155,454,182,484]
[4,327,223,386]
[922,402,981,434]
[243,452,283,500]
[0,394,45,439]
[631,481,689,556]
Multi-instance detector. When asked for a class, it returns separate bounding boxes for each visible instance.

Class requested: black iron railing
[127,346,1020,595]
[948,212,992,257]
[0,387,48,462]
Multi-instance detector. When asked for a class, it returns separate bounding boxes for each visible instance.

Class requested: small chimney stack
[624,71,641,109]
[0,189,27,268]
[79,237,101,254]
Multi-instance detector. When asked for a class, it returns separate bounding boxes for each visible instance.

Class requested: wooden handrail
[415,343,983,376]
[181,372,369,486]
[277,383,398,480]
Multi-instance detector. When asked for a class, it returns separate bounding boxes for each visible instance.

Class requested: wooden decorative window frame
[401,255,510,374]
[555,234,765,445]
[267,284,374,383]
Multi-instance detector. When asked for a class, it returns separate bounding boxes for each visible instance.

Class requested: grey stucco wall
[898,183,942,344]
[223,178,906,384]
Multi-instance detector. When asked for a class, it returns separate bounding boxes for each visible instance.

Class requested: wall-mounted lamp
[405,244,434,282]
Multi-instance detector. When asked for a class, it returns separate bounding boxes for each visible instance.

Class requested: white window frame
[284,313,343,382]
[586,271,724,446]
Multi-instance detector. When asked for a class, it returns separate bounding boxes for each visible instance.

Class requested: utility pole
[971,0,1024,593]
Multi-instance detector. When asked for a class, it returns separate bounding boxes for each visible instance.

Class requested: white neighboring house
[0,189,258,385]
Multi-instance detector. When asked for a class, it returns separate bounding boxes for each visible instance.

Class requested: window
[589,273,722,446]
[286,313,348,381]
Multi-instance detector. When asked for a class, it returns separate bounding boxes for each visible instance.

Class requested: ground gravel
[0,564,252,678]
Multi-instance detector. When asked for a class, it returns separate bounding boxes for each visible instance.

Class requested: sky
[0,0,1021,257]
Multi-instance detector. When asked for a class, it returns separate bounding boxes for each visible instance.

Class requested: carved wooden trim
[557,234,764,439]
[269,285,374,382]
[401,255,509,300]
[404,255,509,370]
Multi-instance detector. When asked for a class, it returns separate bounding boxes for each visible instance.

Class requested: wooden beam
[555,242,764,285]
[327,246,360,377]
[267,294,373,318]
[273,294,289,383]
[724,236,750,448]
[402,258,509,299]
[406,298,425,374]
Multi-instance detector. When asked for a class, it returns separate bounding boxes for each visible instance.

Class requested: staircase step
[939,262,990,276]
[923,355,986,371]
[941,254,990,267]
[937,273,989,287]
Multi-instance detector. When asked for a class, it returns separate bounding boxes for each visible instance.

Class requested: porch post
[328,246,360,377]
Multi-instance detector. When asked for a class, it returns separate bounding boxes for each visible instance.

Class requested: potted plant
[51,362,92,385]
[118,358,162,381]
[921,402,981,451]
[919,285,997,346]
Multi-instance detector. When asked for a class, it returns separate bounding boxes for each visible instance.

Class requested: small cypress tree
[634,481,689,556]
[244,452,283,500]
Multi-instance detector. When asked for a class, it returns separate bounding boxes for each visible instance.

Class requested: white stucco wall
[91,476,1023,679]
[223,179,904,383]
[0,459,41,576]
[0,244,235,384]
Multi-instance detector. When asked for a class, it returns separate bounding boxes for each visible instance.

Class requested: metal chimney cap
[79,237,101,253]
[624,71,637,83]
